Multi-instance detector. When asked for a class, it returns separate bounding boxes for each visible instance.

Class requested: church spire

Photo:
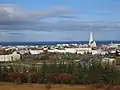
[89,32,97,48]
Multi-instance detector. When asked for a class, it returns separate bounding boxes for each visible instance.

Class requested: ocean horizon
[0,41,120,46]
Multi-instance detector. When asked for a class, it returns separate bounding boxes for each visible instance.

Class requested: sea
[0,41,120,46]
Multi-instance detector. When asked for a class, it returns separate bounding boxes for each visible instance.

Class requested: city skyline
[0,0,120,42]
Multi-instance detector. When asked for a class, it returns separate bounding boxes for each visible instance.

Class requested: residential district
[0,32,120,87]
[0,32,120,66]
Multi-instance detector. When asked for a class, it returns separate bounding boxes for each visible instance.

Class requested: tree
[39,62,49,83]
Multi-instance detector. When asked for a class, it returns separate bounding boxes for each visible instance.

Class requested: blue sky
[0,0,120,42]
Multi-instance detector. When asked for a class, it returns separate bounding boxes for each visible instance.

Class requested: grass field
[0,83,94,90]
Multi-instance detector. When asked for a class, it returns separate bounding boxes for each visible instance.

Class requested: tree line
[0,60,120,85]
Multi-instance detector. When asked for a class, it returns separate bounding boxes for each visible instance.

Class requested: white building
[19,50,29,55]
[65,48,77,53]
[101,58,116,65]
[29,50,43,55]
[91,50,108,55]
[89,32,97,48]
[77,50,85,54]
[0,53,20,62]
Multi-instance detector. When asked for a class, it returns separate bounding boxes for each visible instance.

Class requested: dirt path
[0,83,93,90]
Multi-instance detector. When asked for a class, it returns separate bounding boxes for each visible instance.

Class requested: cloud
[8,32,24,35]
[0,4,120,41]
[1,4,120,32]
[0,4,77,25]
[1,20,120,32]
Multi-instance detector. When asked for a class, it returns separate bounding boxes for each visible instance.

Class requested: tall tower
[89,32,97,49]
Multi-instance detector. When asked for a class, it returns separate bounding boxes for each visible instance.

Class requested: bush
[0,60,120,84]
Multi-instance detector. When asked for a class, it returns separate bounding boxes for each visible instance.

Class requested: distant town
[0,32,120,62]
[0,32,120,87]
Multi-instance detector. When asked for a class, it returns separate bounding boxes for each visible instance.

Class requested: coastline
[0,41,120,46]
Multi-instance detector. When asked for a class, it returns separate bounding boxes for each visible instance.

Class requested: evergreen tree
[9,65,14,72]
[67,63,73,74]
[40,62,49,83]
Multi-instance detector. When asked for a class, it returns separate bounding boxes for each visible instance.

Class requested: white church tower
[89,32,97,49]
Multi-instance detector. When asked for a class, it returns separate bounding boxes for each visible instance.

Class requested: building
[29,50,43,55]
[101,57,116,65]
[89,32,97,49]
[0,53,20,62]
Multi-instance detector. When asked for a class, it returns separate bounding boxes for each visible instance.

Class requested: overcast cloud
[0,4,120,41]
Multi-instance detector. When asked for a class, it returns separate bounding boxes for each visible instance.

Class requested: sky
[0,0,120,42]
